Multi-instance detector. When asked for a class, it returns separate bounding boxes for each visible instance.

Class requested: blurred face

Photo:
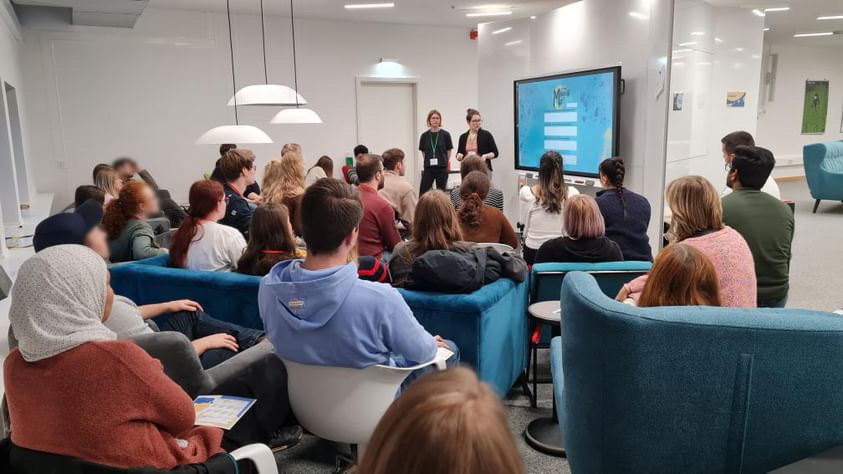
[396,160,405,177]
[376,165,385,190]
[138,185,160,217]
[214,195,228,220]
[84,226,110,259]
[243,163,257,185]
[103,273,114,322]
[722,143,734,167]
[428,113,441,129]
[726,168,738,190]
[469,114,481,132]
[114,177,125,194]
[599,172,611,189]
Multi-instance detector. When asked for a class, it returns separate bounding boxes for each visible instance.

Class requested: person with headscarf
[3,245,224,469]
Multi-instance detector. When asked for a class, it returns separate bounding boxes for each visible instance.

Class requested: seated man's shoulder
[353,277,404,298]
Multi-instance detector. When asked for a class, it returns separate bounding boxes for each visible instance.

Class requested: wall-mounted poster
[673,92,684,111]
[801,80,829,134]
[726,91,746,108]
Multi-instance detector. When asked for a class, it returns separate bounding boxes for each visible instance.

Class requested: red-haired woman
[170,180,247,272]
[104,181,168,262]
[636,243,721,307]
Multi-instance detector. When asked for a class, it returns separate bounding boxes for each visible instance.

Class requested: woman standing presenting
[419,109,453,195]
[457,108,499,171]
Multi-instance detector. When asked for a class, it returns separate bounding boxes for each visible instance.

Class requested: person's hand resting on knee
[192,333,239,356]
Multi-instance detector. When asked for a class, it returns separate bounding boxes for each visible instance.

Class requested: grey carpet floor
[269,179,840,473]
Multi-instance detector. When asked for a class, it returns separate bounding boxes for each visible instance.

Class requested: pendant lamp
[271,0,322,124]
[197,0,272,145]
[228,0,305,106]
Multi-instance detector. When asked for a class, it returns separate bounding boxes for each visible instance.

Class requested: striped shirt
[449,186,505,212]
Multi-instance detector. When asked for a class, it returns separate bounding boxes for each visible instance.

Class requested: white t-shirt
[519,185,580,250]
[721,177,781,200]
[186,221,247,272]
[304,167,327,189]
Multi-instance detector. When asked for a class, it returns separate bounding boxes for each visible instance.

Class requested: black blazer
[458,128,499,171]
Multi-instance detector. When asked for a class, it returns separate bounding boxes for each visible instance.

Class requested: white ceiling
[706,0,843,46]
[144,0,573,28]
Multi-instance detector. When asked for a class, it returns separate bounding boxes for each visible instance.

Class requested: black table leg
[524,384,565,457]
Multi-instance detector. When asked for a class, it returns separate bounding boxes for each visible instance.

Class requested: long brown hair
[665,175,723,243]
[536,151,568,214]
[405,191,465,261]
[263,152,305,204]
[638,243,722,307]
[102,181,148,240]
[360,368,525,474]
[237,203,297,276]
[169,180,225,269]
[458,171,490,227]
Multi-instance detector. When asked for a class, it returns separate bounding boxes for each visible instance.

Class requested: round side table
[524,300,565,457]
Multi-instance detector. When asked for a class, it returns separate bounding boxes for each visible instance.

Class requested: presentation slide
[515,67,619,177]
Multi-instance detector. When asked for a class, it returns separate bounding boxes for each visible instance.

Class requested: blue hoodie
[258,260,436,369]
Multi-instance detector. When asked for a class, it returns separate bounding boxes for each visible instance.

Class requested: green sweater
[722,190,794,303]
[108,219,168,263]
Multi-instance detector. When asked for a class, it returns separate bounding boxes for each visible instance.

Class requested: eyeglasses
[470,119,482,124]
[224,196,230,204]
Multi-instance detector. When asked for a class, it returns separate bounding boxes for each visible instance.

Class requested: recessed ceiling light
[530,15,537,20]
[763,27,770,31]
[764,7,790,12]
[492,26,512,35]
[690,31,705,36]
[344,2,395,9]
[628,11,649,20]
[715,37,724,42]
[752,9,766,17]
[817,15,843,20]
[678,41,697,46]
[735,47,744,51]
[504,39,523,46]
[672,48,692,54]
[466,10,512,17]
[794,31,834,37]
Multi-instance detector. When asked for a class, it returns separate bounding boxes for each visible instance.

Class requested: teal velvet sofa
[109,255,264,329]
[553,272,843,473]
[803,140,843,213]
[399,278,529,397]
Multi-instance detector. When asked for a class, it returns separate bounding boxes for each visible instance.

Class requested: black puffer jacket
[404,247,527,294]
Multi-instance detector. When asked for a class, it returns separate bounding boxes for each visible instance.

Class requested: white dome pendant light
[228,0,306,107]
[197,0,272,145]
[271,0,322,124]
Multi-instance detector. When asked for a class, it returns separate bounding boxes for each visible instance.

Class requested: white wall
[758,42,843,177]
[19,7,478,207]
[665,0,765,188]
[478,0,675,251]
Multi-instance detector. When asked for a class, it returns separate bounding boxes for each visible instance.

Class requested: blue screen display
[515,68,619,176]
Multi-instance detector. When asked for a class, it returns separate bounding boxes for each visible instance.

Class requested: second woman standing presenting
[457,108,499,171]
[419,109,453,195]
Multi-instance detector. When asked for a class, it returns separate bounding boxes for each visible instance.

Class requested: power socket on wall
[56,161,66,169]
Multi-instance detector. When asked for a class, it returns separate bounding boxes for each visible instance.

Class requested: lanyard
[429,131,440,159]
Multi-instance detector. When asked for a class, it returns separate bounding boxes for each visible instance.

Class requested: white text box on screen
[544,140,578,151]
[544,112,577,123]
[544,126,578,137]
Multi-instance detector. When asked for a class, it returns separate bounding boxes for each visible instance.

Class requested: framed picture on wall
[673,92,684,111]
[801,80,829,135]
[726,91,746,108]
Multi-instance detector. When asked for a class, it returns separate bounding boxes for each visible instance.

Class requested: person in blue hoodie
[259,177,457,377]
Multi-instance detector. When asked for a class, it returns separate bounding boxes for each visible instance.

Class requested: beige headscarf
[9,244,116,362]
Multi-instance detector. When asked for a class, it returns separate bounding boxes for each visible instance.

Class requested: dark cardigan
[595,188,653,262]
[457,128,499,171]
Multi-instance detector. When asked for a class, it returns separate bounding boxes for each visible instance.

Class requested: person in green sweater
[104,180,169,262]
[722,145,794,308]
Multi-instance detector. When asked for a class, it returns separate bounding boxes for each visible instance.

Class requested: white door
[356,81,418,189]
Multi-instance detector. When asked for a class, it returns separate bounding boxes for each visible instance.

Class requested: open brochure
[194,395,256,430]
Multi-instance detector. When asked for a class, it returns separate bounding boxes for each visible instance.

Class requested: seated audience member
[449,153,505,211]
[304,155,334,188]
[211,144,261,203]
[74,185,105,209]
[458,171,518,249]
[237,203,300,276]
[111,157,188,228]
[535,194,623,264]
[259,178,458,373]
[32,202,262,368]
[360,368,525,474]
[633,243,722,307]
[3,245,227,469]
[342,144,368,185]
[379,148,418,230]
[112,157,140,182]
[262,153,305,236]
[720,131,780,199]
[219,148,258,238]
[169,180,247,272]
[723,146,794,308]
[621,175,757,308]
[104,181,168,262]
[281,142,303,158]
[390,191,526,291]
[356,154,402,259]
[596,157,653,261]
[94,168,124,207]
[92,163,112,183]
[520,151,580,263]
[357,255,391,284]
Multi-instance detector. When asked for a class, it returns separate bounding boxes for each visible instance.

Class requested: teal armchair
[803,140,843,213]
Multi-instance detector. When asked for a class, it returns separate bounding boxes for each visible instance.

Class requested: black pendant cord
[226,0,239,124]
[290,0,300,108]
[260,0,268,84]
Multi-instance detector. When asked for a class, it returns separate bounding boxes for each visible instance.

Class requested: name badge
[429,158,438,166]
